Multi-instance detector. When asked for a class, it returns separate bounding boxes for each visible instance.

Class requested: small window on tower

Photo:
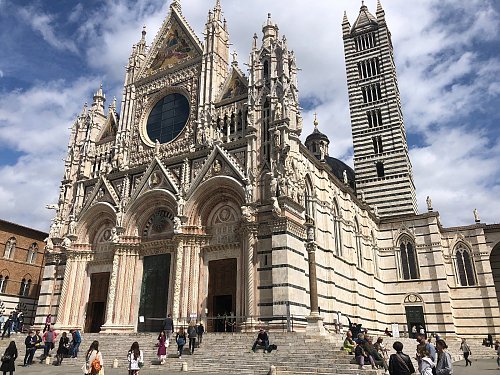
[263,60,270,81]
[376,162,385,177]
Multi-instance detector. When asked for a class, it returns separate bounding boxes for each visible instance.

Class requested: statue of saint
[343,170,349,185]
[474,208,480,222]
[426,196,433,211]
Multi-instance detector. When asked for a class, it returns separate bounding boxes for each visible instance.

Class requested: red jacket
[42,330,58,343]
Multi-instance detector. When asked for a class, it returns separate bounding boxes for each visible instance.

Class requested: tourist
[16,313,23,334]
[33,330,43,356]
[163,314,174,347]
[497,344,500,369]
[10,312,17,334]
[43,314,52,333]
[0,341,18,375]
[416,332,436,369]
[55,332,70,366]
[84,340,103,375]
[488,334,494,348]
[42,326,57,358]
[388,341,415,375]
[460,338,471,367]
[354,340,375,370]
[384,327,393,337]
[435,339,452,375]
[127,341,143,375]
[22,331,36,367]
[1,316,12,340]
[157,331,167,364]
[188,321,197,355]
[374,337,389,359]
[176,327,187,359]
[343,330,355,354]
[251,328,270,353]
[197,322,205,346]
[365,336,388,372]
[70,328,82,358]
[418,347,434,375]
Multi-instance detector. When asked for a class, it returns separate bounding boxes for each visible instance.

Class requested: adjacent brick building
[0,219,47,326]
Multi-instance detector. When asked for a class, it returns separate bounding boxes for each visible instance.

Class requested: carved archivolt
[403,293,423,304]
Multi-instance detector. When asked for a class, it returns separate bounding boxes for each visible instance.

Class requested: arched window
[305,176,314,220]
[372,231,379,277]
[400,237,419,280]
[455,245,476,286]
[20,278,31,296]
[355,219,363,268]
[263,60,270,81]
[262,100,271,162]
[4,237,16,259]
[27,243,38,264]
[333,199,342,256]
[0,275,8,293]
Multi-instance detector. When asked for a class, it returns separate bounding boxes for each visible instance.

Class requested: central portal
[85,272,110,333]
[208,258,237,332]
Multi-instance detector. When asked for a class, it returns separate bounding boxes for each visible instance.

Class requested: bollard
[269,365,277,375]
[113,358,119,368]
[181,361,188,371]
[45,356,51,365]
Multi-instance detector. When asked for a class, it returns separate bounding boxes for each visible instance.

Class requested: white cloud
[17,5,78,53]
[0,69,3,78]
[0,78,101,231]
[1,0,499,229]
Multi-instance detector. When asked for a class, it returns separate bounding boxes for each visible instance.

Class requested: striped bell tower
[342,1,417,217]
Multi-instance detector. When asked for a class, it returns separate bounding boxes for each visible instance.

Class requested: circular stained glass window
[146,93,190,144]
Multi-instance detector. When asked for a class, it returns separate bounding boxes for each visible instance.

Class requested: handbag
[1,354,12,362]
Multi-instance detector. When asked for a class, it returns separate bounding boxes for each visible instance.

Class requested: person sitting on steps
[252,328,270,353]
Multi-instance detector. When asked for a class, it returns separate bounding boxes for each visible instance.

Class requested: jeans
[357,355,375,367]
[70,342,81,357]
[44,342,54,357]
[189,338,196,353]
[197,334,203,345]
[252,340,270,352]
[177,344,184,356]
[24,347,35,365]
[464,351,471,366]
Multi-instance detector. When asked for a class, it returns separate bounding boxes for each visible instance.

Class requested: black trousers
[464,351,472,365]
[189,338,196,353]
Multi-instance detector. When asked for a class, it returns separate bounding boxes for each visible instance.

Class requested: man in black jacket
[252,328,270,353]
[23,331,36,366]
[388,341,415,375]
[163,314,174,347]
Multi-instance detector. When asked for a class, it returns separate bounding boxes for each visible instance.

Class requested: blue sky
[0,0,499,231]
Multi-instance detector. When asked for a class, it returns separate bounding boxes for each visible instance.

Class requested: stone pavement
[13,361,212,375]
[11,359,498,375]
[453,358,498,375]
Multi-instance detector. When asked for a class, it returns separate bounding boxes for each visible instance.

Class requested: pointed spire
[141,25,146,42]
[213,0,222,20]
[313,112,319,129]
[376,0,385,20]
[342,10,351,36]
[171,0,181,13]
[252,33,258,50]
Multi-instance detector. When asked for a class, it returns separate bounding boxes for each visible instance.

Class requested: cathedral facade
[37,1,500,337]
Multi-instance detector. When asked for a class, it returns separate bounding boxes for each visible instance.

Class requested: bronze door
[85,272,110,333]
[208,258,237,332]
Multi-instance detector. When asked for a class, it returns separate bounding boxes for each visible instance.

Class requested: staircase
[59,332,381,375]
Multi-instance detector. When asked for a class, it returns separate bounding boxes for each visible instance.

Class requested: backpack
[91,352,101,373]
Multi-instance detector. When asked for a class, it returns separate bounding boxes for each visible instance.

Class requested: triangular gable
[80,176,120,216]
[139,7,203,78]
[128,157,179,205]
[186,145,247,198]
[218,67,248,102]
[97,111,118,143]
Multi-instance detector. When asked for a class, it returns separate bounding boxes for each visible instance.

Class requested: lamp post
[305,217,325,334]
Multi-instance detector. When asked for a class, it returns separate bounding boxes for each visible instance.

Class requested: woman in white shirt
[84,340,103,375]
[127,341,144,375]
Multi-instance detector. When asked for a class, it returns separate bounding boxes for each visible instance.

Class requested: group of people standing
[343,329,455,375]
[158,314,204,362]
[0,311,24,339]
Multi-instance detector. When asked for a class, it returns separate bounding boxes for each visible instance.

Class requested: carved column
[172,239,184,321]
[242,216,258,328]
[305,218,325,335]
[103,249,120,327]
[56,252,75,327]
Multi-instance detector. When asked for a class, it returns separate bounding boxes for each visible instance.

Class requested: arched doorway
[490,244,500,305]
[403,293,426,338]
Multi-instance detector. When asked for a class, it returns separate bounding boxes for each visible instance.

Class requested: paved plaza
[7,358,496,375]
